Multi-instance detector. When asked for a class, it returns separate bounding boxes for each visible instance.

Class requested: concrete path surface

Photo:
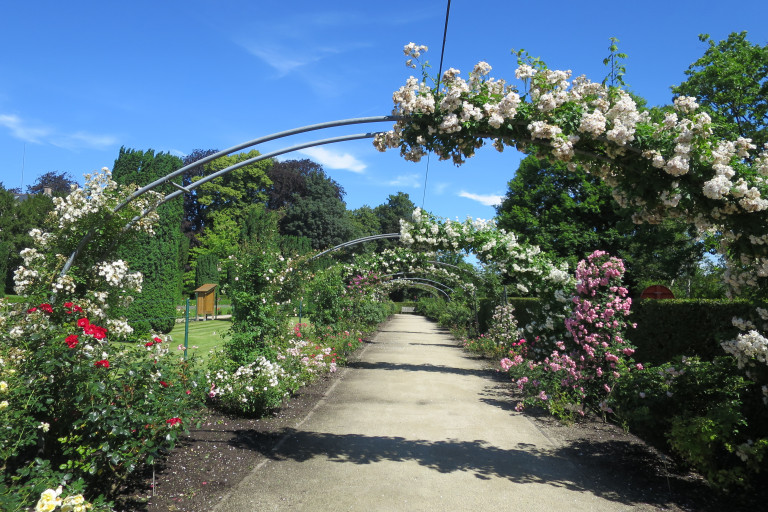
[213,314,654,511]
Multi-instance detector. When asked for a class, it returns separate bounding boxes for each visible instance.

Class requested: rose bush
[0,169,205,511]
[501,251,637,420]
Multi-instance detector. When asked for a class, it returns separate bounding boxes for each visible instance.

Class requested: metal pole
[184,298,189,360]
[298,299,303,325]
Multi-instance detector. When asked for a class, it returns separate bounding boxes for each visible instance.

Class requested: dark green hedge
[507,297,540,333]
[113,147,184,334]
[629,299,764,365]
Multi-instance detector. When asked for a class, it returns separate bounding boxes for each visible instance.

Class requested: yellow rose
[0,400,8,410]
[0,381,7,392]
[34,487,62,512]
[61,493,89,512]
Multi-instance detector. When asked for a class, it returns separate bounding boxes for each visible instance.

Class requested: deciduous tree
[280,172,353,250]
[496,156,704,292]
[672,32,768,147]
[25,171,77,195]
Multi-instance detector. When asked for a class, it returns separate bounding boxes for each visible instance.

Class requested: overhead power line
[422,0,452,210]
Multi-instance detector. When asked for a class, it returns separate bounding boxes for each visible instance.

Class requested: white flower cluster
[12,266,39,295]
[34,486,90,512]
[403,42,428,68]
[95,260,143,291]
[51,169,161,236]
[208,356,290,402]
[721,330,768,370]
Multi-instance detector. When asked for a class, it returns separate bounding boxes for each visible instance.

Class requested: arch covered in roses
[376,43,768,381]
[375,43,768,297]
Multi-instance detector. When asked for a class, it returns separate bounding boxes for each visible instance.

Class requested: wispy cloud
[0,113,117,150]
[52,131,118,150]
[300,146,366,173]
[433,182,449,195]
[240,42,341,76]
[458,190,503,207]
[387,173,422,188]
[0,114,50,143]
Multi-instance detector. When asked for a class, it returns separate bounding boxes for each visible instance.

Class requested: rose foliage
[0,170,205,511]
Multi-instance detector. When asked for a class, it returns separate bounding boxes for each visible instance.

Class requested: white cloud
[0,114,50,143]
[242,43,320,76]
[0,113,116,150]
[458,190,503,207]
[387,173,422,188]
[238,38,344,77]
[299,146,366,173]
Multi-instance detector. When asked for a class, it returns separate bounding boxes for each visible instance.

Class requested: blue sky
[1,1,766,223]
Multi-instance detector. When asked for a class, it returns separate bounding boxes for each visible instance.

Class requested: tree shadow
[347,361,492,378]
[408,342,461,349]
[229,427,716,510]
[375,329,438,335]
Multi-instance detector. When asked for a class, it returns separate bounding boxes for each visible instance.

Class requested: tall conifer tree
[112,147,183,333]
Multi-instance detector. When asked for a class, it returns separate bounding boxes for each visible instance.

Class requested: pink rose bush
[501,251,637,418]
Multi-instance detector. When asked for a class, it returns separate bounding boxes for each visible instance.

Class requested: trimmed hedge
[499,297,763,365]
[507,297,540,335]
[629,299,764,364]
[113,147,184,334]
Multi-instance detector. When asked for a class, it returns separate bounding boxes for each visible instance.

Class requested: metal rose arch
[59,116,399,276]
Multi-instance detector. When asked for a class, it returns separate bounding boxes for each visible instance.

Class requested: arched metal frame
[382,273,455,294]
[385,278,451,300]
[61,116,398,276]
[427,260,486,283]
[310,233,401,260]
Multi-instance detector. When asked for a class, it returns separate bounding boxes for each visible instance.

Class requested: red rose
[27,307,38,313]
[153,337,162,344]
[159,381,170,388]
[64,302,74,308]
[84,324,107,340]
[166,417,182,427]
[40,303,53,314]
[94,359,110,368]
[65,335,79,348]
[77,318,90,328]
[145,341,154,347]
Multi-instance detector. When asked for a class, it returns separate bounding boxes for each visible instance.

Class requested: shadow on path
[408,342,460,349]
[347,361,492,378]
[375,329,441,335]
[230,428,701,510]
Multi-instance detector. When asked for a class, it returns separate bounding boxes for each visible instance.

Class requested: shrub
[504,251,637,419]
[612,356,768,491]
[629,299,765,363]
[0,301,205,509]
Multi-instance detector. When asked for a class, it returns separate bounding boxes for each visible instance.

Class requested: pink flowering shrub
[502,251,637,419]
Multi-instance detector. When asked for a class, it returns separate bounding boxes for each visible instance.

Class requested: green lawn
[168,316,306,359]
[168,319,231,359]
